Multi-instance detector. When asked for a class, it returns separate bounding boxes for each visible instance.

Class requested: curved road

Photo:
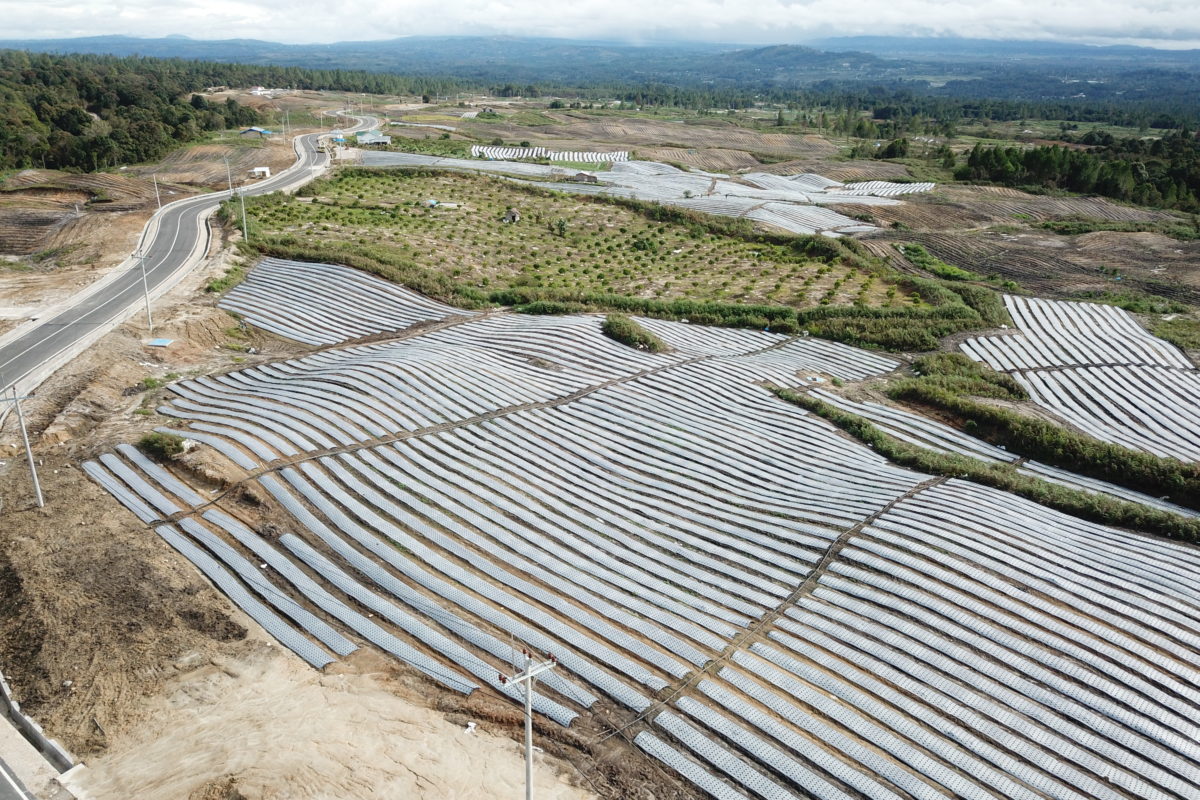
[0,113,376,397]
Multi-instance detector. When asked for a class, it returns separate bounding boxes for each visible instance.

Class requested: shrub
[601,314,669,352]
[138,431,186,460]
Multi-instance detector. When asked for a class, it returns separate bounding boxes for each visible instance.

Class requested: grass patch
[899,243,981,281]
[380,136,473,157]
[1152,317,1200,352]
[774,388,1200,540]
[1066,290,1188,315]
[601,314,669,352]
[206,258,250,294]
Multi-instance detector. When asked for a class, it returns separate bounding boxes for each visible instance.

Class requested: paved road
[0,113,377,396]
[0,758,33,800]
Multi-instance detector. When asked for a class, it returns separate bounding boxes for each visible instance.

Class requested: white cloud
[1,0,1199,48]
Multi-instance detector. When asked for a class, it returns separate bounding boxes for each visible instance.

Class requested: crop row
[83,283,1200,798]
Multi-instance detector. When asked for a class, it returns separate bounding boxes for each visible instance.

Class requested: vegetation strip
[600,314,670,353]
[886,353,1200,510]
[773,387,1200,540]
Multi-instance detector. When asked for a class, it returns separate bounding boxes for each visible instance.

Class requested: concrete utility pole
[131,251,153,332]
[238,186,249,242]
[222,156,249,241]
[3,388,44,508]
[499,650,557,800]
[151,173,161,210]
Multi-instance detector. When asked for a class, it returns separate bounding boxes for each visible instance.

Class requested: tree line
[955,129,1200,211]
[0,50,264,170]
[0,49,471,172]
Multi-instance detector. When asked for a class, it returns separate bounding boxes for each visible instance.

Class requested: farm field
[865,227,1200,305]
[247,170,898,308]
[962,295,1200,461]
[84,258,1200,800]
[490,114,838,159]
[378,102,1200,314]
[354,152,932,236]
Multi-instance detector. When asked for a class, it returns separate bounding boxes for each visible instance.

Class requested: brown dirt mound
[1,169,158,211]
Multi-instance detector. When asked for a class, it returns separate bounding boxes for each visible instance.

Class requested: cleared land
[249,170,896,308]
[83,259,1200,800]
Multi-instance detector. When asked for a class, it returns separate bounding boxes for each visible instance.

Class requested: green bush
[138,431,186,460]
[601,314,669,352]
[900,243,982,281]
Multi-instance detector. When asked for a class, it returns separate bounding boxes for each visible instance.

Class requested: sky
[2,0,1200,49]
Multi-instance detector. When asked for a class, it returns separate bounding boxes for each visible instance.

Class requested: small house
[568,172,599,184]
[356,130,392,146]
[248,166,271,179]
[239,127,273,137]
[502,208,521,224]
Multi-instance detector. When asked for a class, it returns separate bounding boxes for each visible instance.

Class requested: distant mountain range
[810,36,1200,66]
[1,34,1198,98]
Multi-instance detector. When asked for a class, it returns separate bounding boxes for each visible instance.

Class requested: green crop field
[246,169,897,308]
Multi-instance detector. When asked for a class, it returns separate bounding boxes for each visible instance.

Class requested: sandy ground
[70,645,596,800]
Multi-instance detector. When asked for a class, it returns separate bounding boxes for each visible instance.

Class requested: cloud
[1,0,1199,48]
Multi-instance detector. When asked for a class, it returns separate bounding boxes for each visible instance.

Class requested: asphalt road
[0,114,376,396]
[0,758,33,800]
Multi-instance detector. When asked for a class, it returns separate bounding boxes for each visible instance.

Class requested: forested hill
[0,50,464,172]
[956,131,1200,212]
[0,50,257,171]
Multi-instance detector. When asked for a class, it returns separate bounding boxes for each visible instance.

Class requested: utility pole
[3,388,44,508]
[499,650,557,800]
[222,156,248,240]
[151,173,161,210]
[239,186,249,242]
[131,251,153,332]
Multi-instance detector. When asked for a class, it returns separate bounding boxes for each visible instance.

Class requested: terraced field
[866,229,1200,304]
[83,259,1200,800]
[962,295,1200,461]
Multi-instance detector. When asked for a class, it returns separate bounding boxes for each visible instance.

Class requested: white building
[357,131,392,146]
